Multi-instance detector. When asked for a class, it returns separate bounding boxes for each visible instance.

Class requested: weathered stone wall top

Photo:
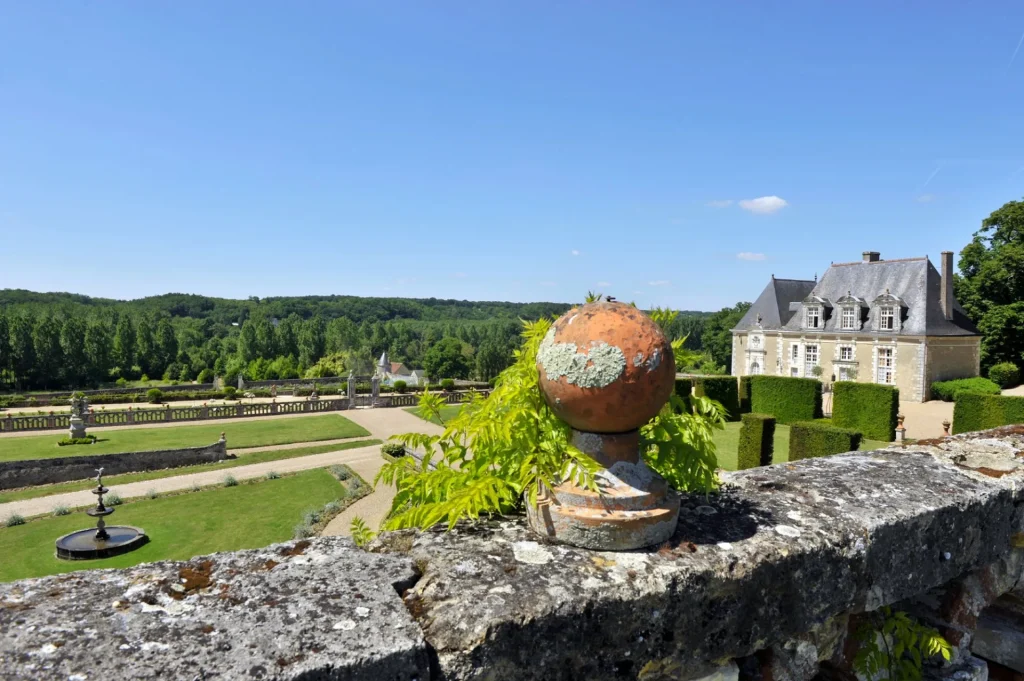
[4,427,1024,680]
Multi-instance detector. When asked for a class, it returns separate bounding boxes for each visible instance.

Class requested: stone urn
[526,301,680,550]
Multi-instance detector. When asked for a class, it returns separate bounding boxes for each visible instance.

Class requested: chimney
[862,251,881,262]
[941,251,954,320]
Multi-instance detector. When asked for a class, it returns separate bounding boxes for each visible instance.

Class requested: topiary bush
[694,376,740,421]
[832,382,899,442]
[223,386,238,400]
[739,376,753,414]
[952,392,1024,434]
[737,413,775,469]
[988,362,1021,389]
[674,378,693,414]
[749,376,823,424]
[789,421,862,461]
[105,492,123,506]
[5,514,25,527]
[381,442,406,458]
[222,474,238,487]
[440,378,456,391]
[393,380,408,393]
[931,377,1001,402]
[146,388,163,404]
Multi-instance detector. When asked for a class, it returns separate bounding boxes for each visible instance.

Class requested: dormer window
[879,306,895,331]
[841,307,857,330]
[804,306,821,329]
[835,292,867,332]
[872,290,906,333]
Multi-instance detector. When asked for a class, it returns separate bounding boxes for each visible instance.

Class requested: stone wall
[4,427,1024,680]
[0,439,229,490]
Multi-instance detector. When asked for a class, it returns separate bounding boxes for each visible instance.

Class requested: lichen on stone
[537,327,626,389]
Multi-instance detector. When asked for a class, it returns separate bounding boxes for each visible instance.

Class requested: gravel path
[0,409,442,530]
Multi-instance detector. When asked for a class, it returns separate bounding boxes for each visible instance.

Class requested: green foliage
[737,413,775,469]
[146,388,163,404]
[749,376,823,423]
[832,382,899,442]
[350,516,376,547]
[105,492,123,506]
[853,607,952,681]
[955,198,1024,370]
[375,317,724,534]
[789,420,862,461]
[988,362,1020,388]
[694,376,740,421]
[381,442,407,458]
[223,386,238,400]
[393,380,408,393]
[5,514,25,527]
[673,378,692,413]
[952,392,1024,434]
[56,436,97,446]
[51,505,70,517]
[931,376,1000,402]
[424,337,471,381]
[440,378,456,391]
[222,474,238,487]
[703,302,752,371]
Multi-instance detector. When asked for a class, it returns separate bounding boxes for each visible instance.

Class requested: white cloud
[706,199,733,208]
[739,196,788,214]
[596,281,611,287]
[570,249,581,256]
[915,194,935,203]
[737,252,766,261]
[648,280,670,287]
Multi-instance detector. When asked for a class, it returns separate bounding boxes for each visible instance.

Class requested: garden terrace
[4,426,1024,680]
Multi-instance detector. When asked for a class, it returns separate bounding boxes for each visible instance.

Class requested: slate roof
[733,257,979,336]
[734,278,816,331]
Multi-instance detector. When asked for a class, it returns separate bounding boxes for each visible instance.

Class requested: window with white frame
[841,307,857,330]
[876,347,894,384]
[791,344,799,363]
[879,306,895,331]
[804,306,821,329]
[804,344,819,376]
[750,360,762,375]
[839,345,854,361]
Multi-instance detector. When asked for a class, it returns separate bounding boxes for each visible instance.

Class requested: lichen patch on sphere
[537,327,627,389]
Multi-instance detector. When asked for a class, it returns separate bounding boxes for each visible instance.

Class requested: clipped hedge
[737,413,775,469]
[673,378,693,414]
[748,375,823,424]
[931,377,1001,402]
[832,382,899,442]
[694,376,740,421]
[988,362,1021,389]
[952,392,1024,434]
[789,421,863,461]
[739,376,753,414]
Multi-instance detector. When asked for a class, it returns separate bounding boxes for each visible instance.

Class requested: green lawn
[0,414,370,463]
[0,468,345,583]
[712,421,889,470]
[405,405,465,425]
[0,438,382,505]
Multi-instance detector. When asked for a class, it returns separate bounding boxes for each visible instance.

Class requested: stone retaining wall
[0,439,229,490]
[0,390,489,433]
[5,427,1024,680]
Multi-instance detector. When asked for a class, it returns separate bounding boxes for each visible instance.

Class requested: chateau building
[730,251,980,402]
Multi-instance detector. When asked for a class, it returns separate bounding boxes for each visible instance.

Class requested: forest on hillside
[0,290,746,391]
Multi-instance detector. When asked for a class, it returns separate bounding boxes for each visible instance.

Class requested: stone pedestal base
[68,417,86,439]
[526,429,679,550]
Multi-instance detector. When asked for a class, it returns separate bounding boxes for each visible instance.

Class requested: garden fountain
[55,468,147,560]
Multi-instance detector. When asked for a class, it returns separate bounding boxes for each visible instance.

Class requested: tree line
[0,291,746,393]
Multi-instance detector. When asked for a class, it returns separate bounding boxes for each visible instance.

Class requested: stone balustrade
[4,426,1024,680]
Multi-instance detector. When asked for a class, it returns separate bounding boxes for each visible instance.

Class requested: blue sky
[2,2,1024,311]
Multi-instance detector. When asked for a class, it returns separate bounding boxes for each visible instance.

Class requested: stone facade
[731,333,980,401]
[5,426,1024,680]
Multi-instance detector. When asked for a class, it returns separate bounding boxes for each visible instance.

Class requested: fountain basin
[55,526,147,561]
